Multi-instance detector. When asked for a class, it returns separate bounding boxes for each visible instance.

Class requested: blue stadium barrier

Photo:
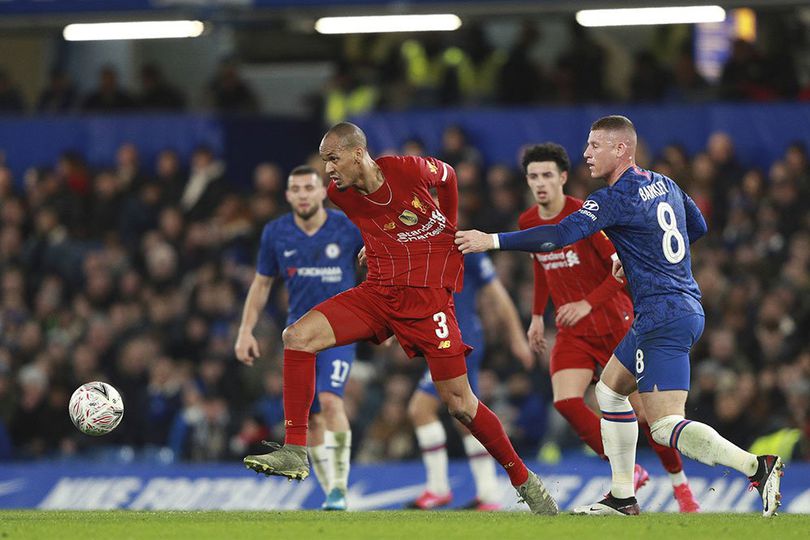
[356,102,810,171]
[2,454,808,513]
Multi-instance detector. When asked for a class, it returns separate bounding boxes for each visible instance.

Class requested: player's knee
[318,393,343,418]
[442,393,475,425]
[649,415,684,447]
[595,380,630,410]
[282,322,315,351]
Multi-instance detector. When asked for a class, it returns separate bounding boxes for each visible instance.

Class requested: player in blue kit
[406,252,533,510]
[235,165,364,511]
[455,116,784,517]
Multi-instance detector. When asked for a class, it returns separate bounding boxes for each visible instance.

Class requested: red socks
[554,397,606,459]
[282,349,316,446]
[467,401,529,486]
[641,421,683,473]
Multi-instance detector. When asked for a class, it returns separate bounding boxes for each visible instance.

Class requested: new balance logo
[283,250,297,257]
[437,340,451,349]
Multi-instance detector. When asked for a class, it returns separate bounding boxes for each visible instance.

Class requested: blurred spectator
[322,61,379,126]
[138,63,185,111]
[630,50,672,102]
[36,68,77,114]
[0,68,25,114]
[179,146,227,222]
[208,59,258,114]
[115,142,149,196]
[438,125,482,168]
[154,149,186,207]
[667,47,712,103]
[81,66,136,113]
[497,23,546,105]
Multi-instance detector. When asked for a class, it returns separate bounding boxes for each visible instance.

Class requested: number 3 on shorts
[635,349,645,375]
[433,312,449,339]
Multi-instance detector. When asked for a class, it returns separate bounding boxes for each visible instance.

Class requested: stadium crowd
[0,119,807,464]
[1,17,808,124]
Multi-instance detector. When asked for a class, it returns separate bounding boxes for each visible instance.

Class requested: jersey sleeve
[682,190,708,244]
[498,189,617,252]
[414,156,458,227]
[256,222,279,277]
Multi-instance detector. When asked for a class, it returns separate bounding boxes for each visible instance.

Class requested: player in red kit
[243,122,558,515]
[518,143,699,512]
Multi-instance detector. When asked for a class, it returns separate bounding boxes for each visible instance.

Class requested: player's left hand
[556,300,592,327]
[455,230,493,254]
[358,246,367,266]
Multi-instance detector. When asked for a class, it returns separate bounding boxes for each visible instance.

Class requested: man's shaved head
[590,115,637,149]
[324,122,367,150]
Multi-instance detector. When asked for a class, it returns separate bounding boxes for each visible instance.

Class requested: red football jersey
[518,195,633,337]
[328,155,463,291]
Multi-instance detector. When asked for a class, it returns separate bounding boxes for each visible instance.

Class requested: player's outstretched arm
[235,273,274,366]
[456,224,566,254]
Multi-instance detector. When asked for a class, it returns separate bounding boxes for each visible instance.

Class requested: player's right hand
[357,246,367,266]
[235,332,261,366]
[527,315,548,358]
[454,229,493,254]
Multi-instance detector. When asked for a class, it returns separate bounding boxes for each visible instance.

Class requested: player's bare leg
[573,356,641,516]
[434,372,558,515]
[244,310,337,480]
[319,391,351,511]
[643,390,784,517]
[628,392,699,512]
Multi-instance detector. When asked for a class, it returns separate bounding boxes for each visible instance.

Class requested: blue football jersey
[257,209,364,325]
[454,252,496,343]
[556,166,706,333]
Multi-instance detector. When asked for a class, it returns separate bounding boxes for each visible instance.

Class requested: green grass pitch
[2,511,810,540]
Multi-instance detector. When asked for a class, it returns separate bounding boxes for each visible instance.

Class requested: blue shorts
[417,338,483,398]
[310,344,356,414]
[614,314,704,393]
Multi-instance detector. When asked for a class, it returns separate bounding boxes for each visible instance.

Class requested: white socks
[327,430,352,492]
[310,430,353,495]
[596,380,638,499]
[416,421,450,495]
[669,470,687,487]
[463,434,498,503]
[650,415,758,476]
[309,443,331,495]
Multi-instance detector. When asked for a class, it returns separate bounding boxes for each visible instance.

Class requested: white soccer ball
[68,381,125,436]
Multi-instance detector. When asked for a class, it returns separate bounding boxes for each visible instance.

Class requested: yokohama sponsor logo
[294,267,343,283]
[396,210,447,243]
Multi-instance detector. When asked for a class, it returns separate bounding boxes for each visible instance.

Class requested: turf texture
[3,510,809,540]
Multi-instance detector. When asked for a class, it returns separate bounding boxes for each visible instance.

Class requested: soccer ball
[68,381,125,436]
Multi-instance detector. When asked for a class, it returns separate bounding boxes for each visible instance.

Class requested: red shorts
[313,282,472,381]
[549,330,626,377]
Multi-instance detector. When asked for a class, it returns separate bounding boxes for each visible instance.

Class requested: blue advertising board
[2,455,809,513]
